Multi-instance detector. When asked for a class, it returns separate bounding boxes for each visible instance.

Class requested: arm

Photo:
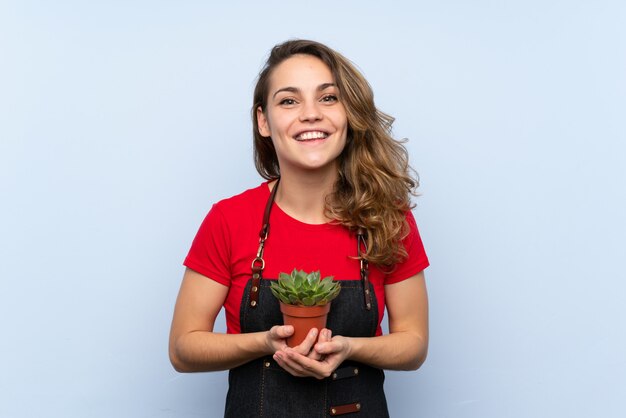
[169,268,297,372]
[348,271,429,370]
[272,271,429,377]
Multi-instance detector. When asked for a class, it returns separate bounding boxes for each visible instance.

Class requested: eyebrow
[272,83,337,99]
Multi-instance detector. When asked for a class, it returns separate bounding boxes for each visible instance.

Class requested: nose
[299,100,322,122]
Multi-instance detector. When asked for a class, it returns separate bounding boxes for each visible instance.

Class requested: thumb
[272,325,294,339]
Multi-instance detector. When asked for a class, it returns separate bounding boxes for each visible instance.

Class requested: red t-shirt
[184,182,429,335]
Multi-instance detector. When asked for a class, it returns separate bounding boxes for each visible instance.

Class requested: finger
[266,326,294,352]
[294,328,319,355]
[274,351,307,377]
[314,330,336,353]
[275,349,326,379]
[270,325,294,340]
[286,348,331,379]
[308,328,330,360]
[317,328,331,343]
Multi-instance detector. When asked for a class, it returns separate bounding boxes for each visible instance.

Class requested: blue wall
[1,1,624,417]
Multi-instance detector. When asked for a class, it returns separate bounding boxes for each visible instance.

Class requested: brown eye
[279,98,297,105]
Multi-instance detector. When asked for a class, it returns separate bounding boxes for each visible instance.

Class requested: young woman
[169,39,430,417]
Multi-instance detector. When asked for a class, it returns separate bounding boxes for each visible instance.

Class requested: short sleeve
[384,211,430,285]
[183,205,232,287]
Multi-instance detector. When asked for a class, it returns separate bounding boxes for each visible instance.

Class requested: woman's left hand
[273,329,352,379]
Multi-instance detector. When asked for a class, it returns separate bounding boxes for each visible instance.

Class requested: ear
[257,106,271,137]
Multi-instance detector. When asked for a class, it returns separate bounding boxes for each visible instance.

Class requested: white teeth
[296,131,328,141]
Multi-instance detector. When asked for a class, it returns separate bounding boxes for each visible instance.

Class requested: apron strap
[249,178,371,311]
[357,228,372,311]
[249,178,280,308]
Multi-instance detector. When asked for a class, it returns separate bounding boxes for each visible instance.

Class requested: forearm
[170,330,271,372]
[347,330,428,371]
[347,273,429,371]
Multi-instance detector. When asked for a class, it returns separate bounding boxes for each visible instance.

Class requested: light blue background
[1,1,625,417]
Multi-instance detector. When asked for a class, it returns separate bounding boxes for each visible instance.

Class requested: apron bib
[224,180,390,417]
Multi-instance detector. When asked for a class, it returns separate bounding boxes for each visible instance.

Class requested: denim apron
[224,180,390,417]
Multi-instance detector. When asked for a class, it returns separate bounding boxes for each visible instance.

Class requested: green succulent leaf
[293,274,303,288]
[319,276,333,286]
[306,271,317,286]
[270,269,341,306]
[270,286,289,304]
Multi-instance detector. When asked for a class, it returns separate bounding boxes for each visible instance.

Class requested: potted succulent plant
[270,269,341,347]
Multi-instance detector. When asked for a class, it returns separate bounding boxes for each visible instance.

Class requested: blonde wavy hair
[252,39,418,266]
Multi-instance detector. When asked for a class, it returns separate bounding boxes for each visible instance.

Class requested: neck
[272,169,337,225]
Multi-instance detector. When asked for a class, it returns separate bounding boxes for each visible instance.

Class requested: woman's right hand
[266,326,330,358]
[264,325,294,352]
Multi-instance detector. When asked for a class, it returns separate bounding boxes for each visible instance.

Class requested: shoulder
[195,181,270,236]
[186,182,271,274]
[382,210,429,284]
[402,210,422,244]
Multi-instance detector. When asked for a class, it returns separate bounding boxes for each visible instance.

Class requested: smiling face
[256,54,348,178]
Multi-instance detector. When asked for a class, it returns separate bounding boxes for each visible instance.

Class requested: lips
[294,130,329,141]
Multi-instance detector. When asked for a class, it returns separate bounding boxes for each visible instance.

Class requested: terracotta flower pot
[280,302,331,347]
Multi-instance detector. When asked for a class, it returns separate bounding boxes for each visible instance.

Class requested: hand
[273,329,352,379]
[264,325,293,353]
[265,326,322,356]
[306,327,331,361]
